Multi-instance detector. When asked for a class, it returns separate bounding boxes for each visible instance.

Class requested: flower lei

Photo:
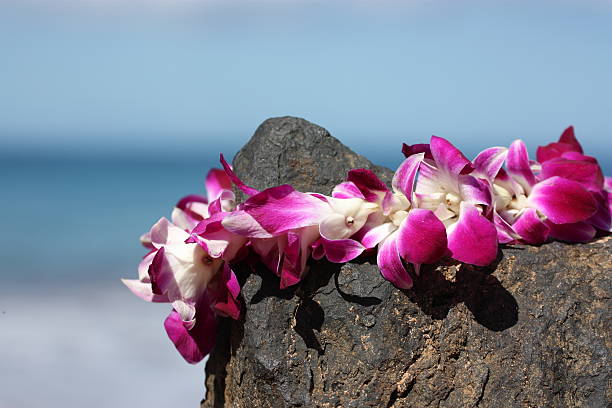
[123,126,611,364]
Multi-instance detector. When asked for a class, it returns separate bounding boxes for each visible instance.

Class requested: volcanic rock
[202,116,611,408]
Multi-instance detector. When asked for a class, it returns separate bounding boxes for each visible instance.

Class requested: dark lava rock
[202,116,611,408]
[230,116,394,201]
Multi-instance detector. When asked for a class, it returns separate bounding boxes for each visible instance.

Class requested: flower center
[202,254,215,265]
[508,193,528,211]
[444,192,461,214]
[390,210,408,226]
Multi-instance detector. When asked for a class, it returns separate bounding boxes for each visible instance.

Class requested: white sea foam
[0,283,207,407]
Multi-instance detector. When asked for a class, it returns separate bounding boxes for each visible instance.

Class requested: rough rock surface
[202,116,611,408]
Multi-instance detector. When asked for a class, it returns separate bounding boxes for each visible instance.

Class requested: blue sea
[1,150,610,408]
[0,155,222,408]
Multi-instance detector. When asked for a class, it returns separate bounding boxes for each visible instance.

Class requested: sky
[0,0,611,168]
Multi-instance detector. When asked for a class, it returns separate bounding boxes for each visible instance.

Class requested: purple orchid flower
[123,164,244,364]
[474,137,598,244]
[411,136,499,266]
[331,155,448,289]
[218,153,380,288]
[171,167,235,232]
[123,217,241,363]
[536,127,610,234]
[221,184,378,288]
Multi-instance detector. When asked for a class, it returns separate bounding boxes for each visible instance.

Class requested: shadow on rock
[457,265,519,331]
[294,299,325,355]
[404,259,518,331]
[405,264,458,320]
[248,263,297,305]
[334,271,382,307]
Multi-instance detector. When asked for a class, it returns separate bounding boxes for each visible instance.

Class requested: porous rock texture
[202,116,611,408]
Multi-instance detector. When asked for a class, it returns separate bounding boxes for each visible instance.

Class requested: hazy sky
[1,0,611,165]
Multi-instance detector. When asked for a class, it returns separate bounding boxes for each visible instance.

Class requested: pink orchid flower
[219,153,379,288]
[138,167,235,249]
[410,136,499,266]
[337,155,448,289]
[222,184,378,288]
[474,138,598,244]
[219,155,315,288]
[123,217,241,363]
[536,127,610,233]
[171,168,235,232]
[124,164,244,365]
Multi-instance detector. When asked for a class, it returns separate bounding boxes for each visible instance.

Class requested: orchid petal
[512,208,550,244]
[149,217,191,248]
[415,162,450,195]
[346,168,389,202]
[205,168,232,201]
[360,221,396,249]
[190,215,247,260]
[241,185,330,234]
[528,176,597,224]
[319,213,349,240]
[396,209,447,264]
[207,190,236,216]
[558,126,583,152]
[540,157,603,191]
[377,234,413,289]
[279,232,302,289]
[164,301,217,364]
[459,175,492,207]
[605,177,612,192]
[536,142,575,163]
[140,232,154,249]
[137,251,156,281]
[430,135,473,175]
[392,153,424,198]
[220,153,259,196]
[171,208,199,231]
[250,236,277,259]
[150,241,223,302]
[277,226,319,289]
[311,239,325,260]
[320,237,365,263]
[546,221,596,243]
[148,247,173,295]
[121,278,169,302]
[208,263,241,320]
[473,147,508,181]
[172,299,196,327]
[321,197,378,240]
[447,202,498,266]
[493,212,517,244]
[173,196,210,231]
[536,126,582,162]
[402,142,432,160]
[507,140,536,191]
[332,182,366,199]
[221,210,274,238]
[559,151,597,163]
[279,265,301,289]
[176,195,208,213]
[588,190,611,232]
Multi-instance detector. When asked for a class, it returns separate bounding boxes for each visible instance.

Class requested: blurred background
[1,0,611,406]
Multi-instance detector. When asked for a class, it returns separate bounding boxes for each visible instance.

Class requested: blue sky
[0,0,611,168]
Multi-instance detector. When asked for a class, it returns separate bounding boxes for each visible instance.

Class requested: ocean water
[0,156,218,408]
